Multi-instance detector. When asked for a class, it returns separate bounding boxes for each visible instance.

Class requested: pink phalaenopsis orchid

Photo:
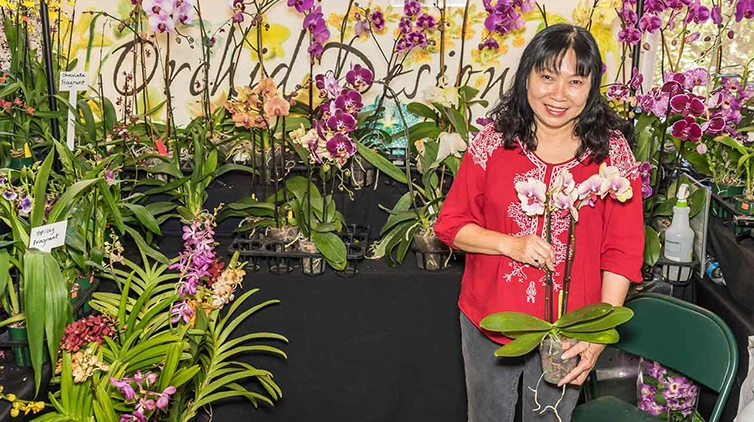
[515,178,547,216]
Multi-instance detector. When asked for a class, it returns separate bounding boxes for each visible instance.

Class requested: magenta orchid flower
[670,94,706,117]
[671,116,703,142]
[606,85,630,102]
[515,178,547,216]
[735,0,754,21]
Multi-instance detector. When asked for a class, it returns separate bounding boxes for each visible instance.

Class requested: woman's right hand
[503,235,556,271]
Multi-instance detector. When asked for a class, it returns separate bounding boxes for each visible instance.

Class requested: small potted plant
[480,302,634,384]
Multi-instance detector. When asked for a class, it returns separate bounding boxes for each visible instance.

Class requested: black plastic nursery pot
[412,233,451,271]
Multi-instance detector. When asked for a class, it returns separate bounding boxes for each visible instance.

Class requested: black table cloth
[207,251,467,422]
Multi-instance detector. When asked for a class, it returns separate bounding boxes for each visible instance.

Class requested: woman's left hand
[556,341,607,387]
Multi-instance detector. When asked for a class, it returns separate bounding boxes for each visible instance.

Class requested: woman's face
[526,49,592,136]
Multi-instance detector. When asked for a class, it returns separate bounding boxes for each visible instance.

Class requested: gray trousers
[460,313,581,422]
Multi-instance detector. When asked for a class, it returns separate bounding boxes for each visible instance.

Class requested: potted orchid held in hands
[482,164,634,385]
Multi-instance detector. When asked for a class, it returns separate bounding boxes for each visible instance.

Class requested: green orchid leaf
[493,332,548,357]
[480,312,552,333]
[0,250,8,298]
[355,142,407,184]
[405,121,441,143]
[561,307,634,332]
[407,102,438,121]
[561,328,620,344]
[123,203,161,235]
[554,302,613,328]
[312,231,347,271]
[31,148,54,227]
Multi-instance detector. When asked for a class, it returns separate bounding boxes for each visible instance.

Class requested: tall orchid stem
[561,216,575,317]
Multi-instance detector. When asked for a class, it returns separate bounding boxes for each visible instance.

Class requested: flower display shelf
[227,224,370,277]
[709,190,754,241]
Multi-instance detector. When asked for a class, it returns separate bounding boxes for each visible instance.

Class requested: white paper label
[59,72,87,91]
[29,220,68,253]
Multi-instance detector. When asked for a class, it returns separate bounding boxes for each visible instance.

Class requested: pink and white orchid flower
[577,174,606,208]
[515,178,547,216]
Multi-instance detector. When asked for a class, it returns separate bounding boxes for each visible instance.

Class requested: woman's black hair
[488,23,633,163]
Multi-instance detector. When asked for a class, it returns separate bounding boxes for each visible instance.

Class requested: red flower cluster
[0,97,34,115]
[60,315,116,353]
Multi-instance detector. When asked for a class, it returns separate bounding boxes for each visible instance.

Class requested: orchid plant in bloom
[289,65,372,170]
[141,0,196,33]
[515,165,633,321]
[286,0,330,61]
[41,250,285,421]
[478,0,537,50]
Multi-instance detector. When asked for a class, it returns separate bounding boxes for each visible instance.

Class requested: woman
[435,24,644,422]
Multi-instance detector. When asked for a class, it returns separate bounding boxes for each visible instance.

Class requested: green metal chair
[572,293,738,422]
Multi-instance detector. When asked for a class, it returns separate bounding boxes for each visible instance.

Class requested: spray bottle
[663,184,694,282]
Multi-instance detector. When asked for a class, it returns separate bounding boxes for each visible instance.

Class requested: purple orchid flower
[111,377,138,400]
[735,0,754,21]
[629,69,644,91]
[354,18,370,36]
[171,300,194,324]
[18,195,32,214]
[334,90,363,114]
[287,0,313,13]
[156,386,177,409]
[327,109,357,133]
[711,4,723,24]
[416,13,437,31]
[618,27,642,45]
[407,31,428,48]
[701,117,726,134]
[345,64,373,91]
[479,37,500,50]
[404,0,422,17]
[369,10,386,31]
[607,85,630,102]
[639,14,662,33]
[2,189,17,201]
[398,17,413,35]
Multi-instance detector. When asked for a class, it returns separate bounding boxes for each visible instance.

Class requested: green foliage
[481,303,634,357]
[40,255,287,421]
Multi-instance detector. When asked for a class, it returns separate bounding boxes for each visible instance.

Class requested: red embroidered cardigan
[435,124,644,344]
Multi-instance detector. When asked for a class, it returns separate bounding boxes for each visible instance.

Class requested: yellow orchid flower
[245,17,290,61]
[187,90,229,119]
[64,11,113,68]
